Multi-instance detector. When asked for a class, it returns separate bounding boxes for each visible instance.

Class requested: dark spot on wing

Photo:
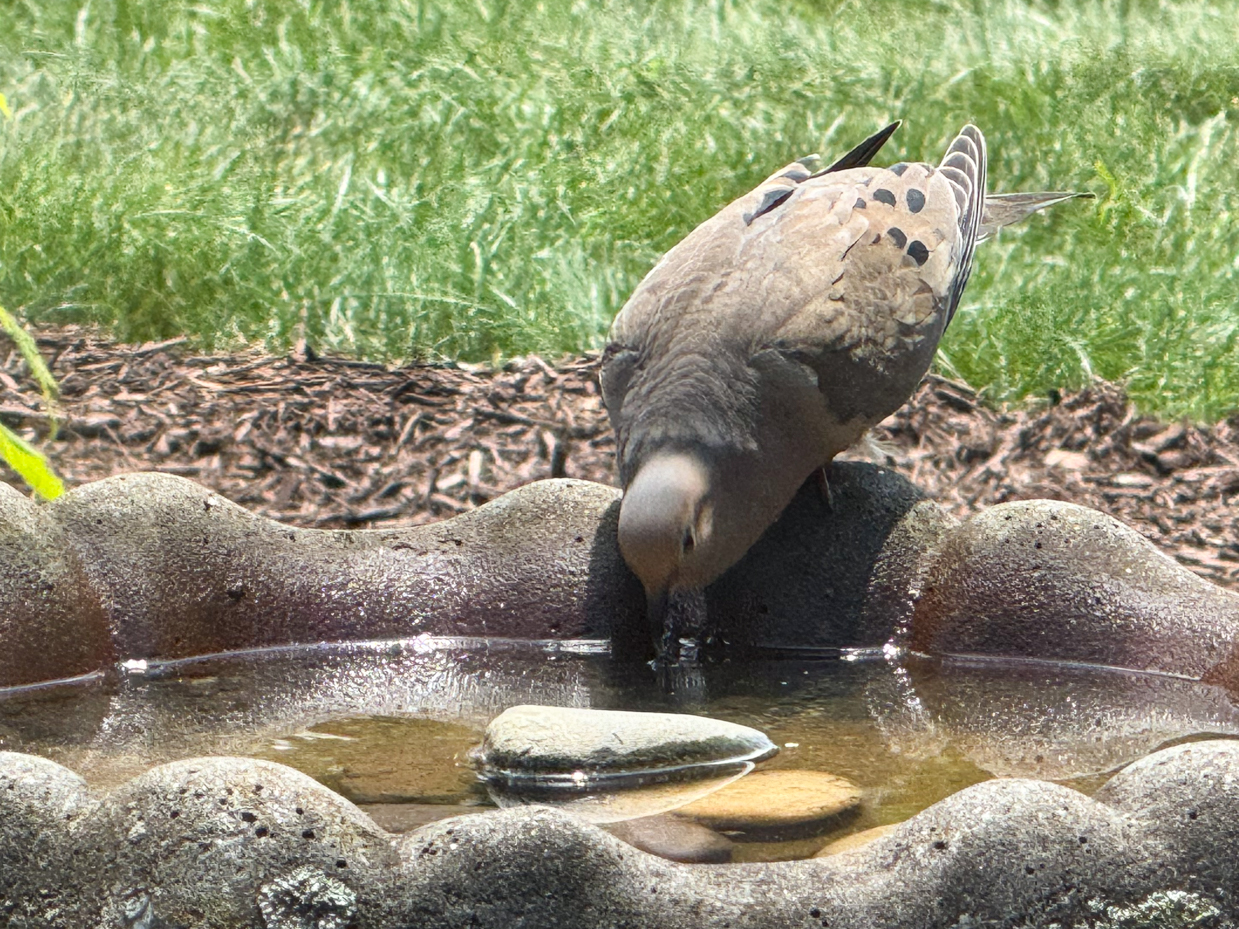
[907,240,930,266]
[889,163,909,176]
[871,233,882,245]
[854,198,867,210]
[887,227,907,248]
[906,188,926,213]
[873,188,896,207]
[744,187,794,225]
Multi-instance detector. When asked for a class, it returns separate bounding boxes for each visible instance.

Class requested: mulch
[2,326,1237,589]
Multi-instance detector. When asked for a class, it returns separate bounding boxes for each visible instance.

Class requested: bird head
[617,451,716,605]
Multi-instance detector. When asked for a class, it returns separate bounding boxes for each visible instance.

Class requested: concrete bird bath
[3,464,1239,926]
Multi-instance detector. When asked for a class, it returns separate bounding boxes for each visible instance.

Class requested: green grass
[0,0,1237,418]
[0,302,63,498]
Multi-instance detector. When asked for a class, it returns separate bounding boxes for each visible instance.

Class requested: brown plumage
[601,123,1082,654]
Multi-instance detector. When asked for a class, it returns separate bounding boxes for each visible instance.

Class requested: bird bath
[6,471,1239,924]
[4,636,1239,863]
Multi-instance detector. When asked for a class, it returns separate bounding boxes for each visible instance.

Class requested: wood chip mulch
[2,326,1237,589]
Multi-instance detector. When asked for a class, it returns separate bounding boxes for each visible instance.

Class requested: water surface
[2,637,1237,861]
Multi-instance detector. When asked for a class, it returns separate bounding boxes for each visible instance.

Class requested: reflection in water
[1,636,1238,852]
[904,654,1239,780]
[0,637,611,789]
[485,765,756,824]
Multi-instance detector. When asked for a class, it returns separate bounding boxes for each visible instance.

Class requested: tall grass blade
[0,421,64,500]
[0,305,60,434]
[0,305,58,401]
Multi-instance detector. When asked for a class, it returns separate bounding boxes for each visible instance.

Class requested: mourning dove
[601,122,1088,656]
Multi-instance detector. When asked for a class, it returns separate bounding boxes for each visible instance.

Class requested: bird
[600,121,1089,660]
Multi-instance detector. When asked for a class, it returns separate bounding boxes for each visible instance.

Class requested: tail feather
[979,191,1095,242]
[939,125,987,328]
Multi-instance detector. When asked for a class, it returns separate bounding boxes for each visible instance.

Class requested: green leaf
[0,304,60,436]
[0,422,65,500]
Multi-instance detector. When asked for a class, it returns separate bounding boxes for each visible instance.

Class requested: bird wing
[758,125,987,366]
[603,125,987,448]
[606,120,906,356]
[603,124,901,424]
[815,120,902,175]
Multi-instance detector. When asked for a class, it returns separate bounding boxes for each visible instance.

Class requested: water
[2,637,1238,861]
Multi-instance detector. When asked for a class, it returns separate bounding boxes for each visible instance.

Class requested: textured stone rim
[4,741,1239,927]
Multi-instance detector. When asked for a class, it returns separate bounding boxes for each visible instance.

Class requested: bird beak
[648,588,709,700]
[647,589,672,656]
[649,587,709,666]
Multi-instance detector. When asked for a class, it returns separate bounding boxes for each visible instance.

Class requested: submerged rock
[475,705,778,785]
[813,822,900,857]
[675,769,861,834]
[603,815,735,864]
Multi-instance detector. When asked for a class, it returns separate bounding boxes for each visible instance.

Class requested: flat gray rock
[476,705,778,781]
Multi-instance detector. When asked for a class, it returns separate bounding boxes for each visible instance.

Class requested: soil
[3,326,1237,589]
